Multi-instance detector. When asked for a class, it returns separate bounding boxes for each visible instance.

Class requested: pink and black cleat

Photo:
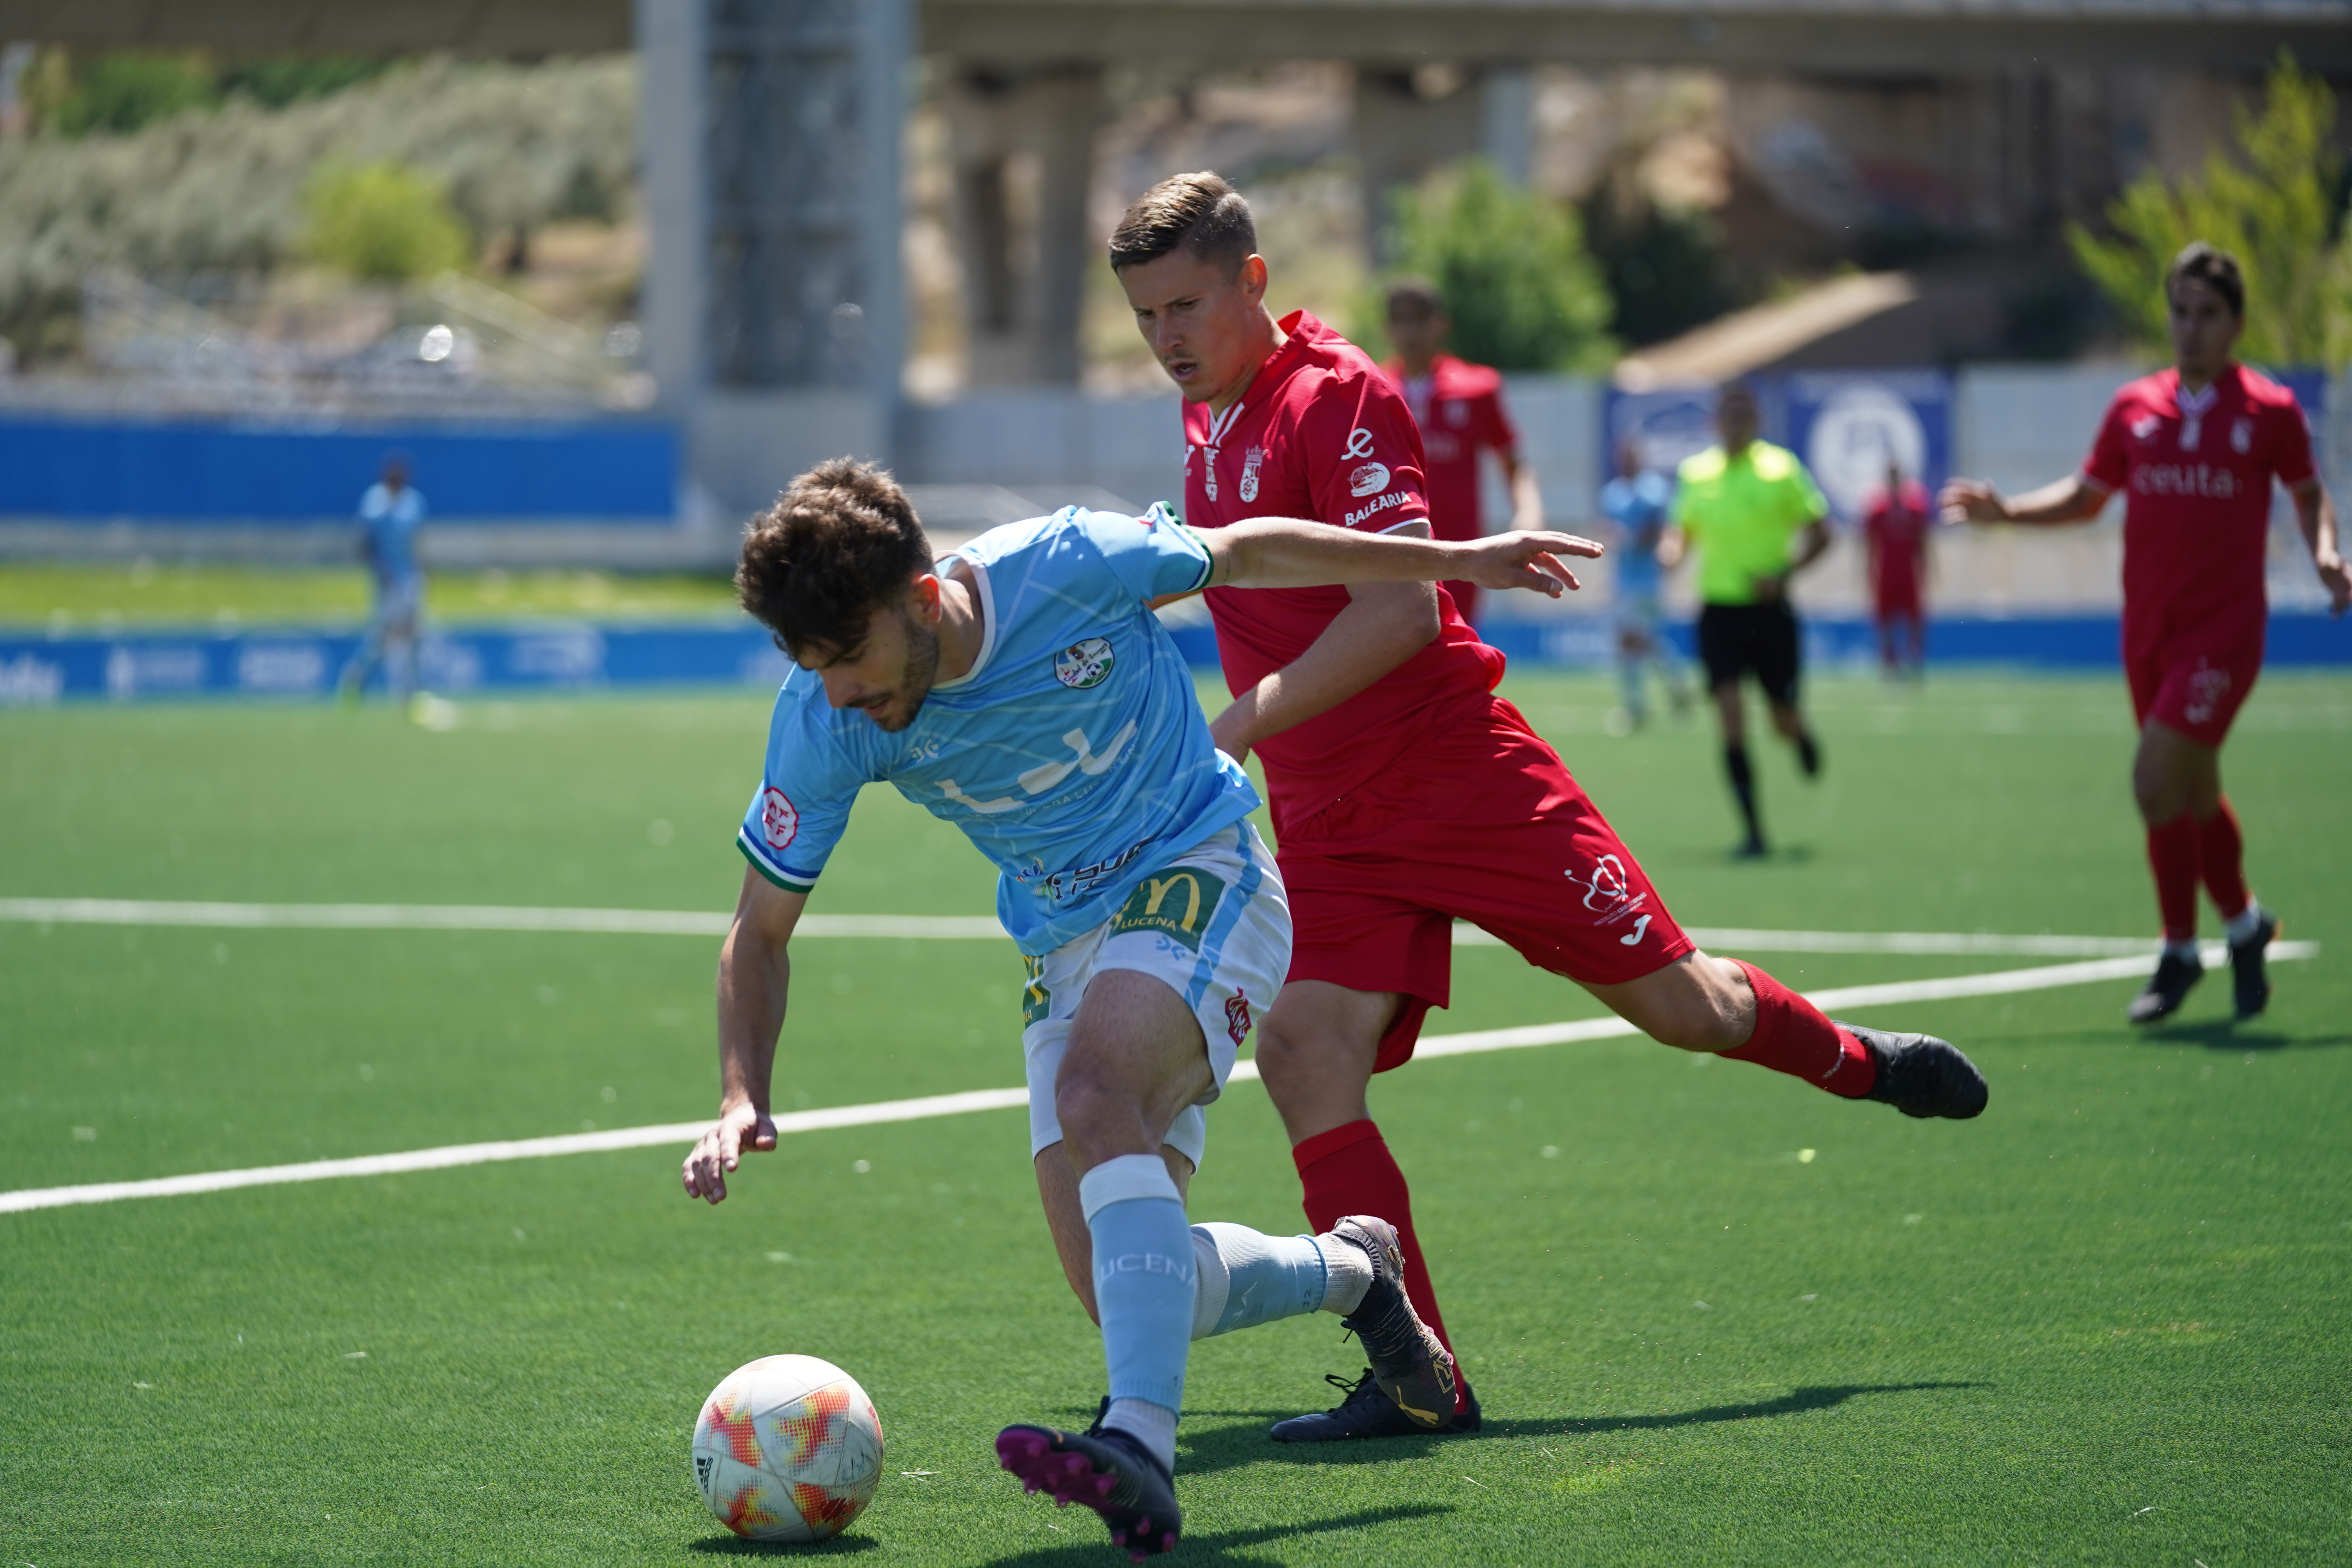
[996,1413,1180,1559]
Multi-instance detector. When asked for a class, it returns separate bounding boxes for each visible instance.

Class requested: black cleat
[1329,1215,1457,1428]
[1796,732,1823,778]
[2127,949,2203,1025]
[1838,1021,1988,1119]
[1734,836,1770,860]
[1270,1368,1483,1443]
[997,1409,1180,1560]
[2228,912,2277,1020]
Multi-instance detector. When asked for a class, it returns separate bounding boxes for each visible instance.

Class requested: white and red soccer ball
[692,1355,884,1542]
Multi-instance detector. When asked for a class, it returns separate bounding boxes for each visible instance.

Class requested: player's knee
[1052,1061,1132,1148]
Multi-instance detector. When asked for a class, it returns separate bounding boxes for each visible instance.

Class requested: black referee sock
[1795,731,1821,778]
[1724,742,1763,847]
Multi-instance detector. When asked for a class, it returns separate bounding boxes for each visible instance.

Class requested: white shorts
[1022,822,1290,1172]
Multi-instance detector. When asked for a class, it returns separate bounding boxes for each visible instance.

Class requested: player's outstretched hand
[2318,547,2352,618]
[1457,530,1604,597]
[682,1100,777,1205]
[1939,477,2007,524]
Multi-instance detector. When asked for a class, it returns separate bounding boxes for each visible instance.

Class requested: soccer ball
[691,1354,885,1541]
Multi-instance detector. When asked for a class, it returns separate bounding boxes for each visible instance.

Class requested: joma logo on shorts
[1111,869,1227,951]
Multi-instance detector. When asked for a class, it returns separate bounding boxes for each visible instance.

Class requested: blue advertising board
[1782,369,1953,523]
[0,414,679,523]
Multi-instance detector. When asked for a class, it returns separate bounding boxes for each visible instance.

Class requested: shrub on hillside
[303,161,473,280]
[2070,55,2350,368]
[1379,161,1616,372]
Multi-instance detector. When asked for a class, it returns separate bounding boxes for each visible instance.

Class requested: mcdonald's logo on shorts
[1109,868,1227,952]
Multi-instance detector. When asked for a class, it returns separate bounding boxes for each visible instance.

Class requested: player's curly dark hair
[2166,241,2245,319]
[1109,171,1257,275]
[736,458,933,660]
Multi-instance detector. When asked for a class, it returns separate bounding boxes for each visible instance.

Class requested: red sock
[1293,1119,1467,1408]
[1722,960,1876,1098]
[2196,797,2248,921]
[2145,811,2201,942]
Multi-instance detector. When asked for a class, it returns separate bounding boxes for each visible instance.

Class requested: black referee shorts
[1697,602,1802,706]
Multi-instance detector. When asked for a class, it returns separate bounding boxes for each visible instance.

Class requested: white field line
[0,897,2192,957]
[0,940,2311,1218]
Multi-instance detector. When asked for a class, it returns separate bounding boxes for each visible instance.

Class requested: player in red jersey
[1113,171,1990,1442]
[1863,461,1932,677]
[1943,243,2347,1023]
[1376,278,1544,624]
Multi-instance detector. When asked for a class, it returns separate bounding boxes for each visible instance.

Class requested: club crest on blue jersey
[1054,637,1115,690]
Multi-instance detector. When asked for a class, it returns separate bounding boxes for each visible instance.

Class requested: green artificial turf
[0,562,742,631]
[3,671,2348,1564]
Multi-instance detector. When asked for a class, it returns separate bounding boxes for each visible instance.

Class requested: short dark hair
[2166,241,2245,318]
[1108,171,1257,275]
[1385,276,1446,319]
[736,458,933,660]
[1717,377,1757,405]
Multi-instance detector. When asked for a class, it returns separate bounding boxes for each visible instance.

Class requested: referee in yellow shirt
[1660,380,1831,858]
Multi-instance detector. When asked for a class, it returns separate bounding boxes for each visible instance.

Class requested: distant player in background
[1942,243,2347,1023]
[1660,381,1831,858]
[685,458,1602,1553]
[338,453,425,708]
[1115,172,1988,1448]
[1376,278,1543,625]
[1863,460,1932,678]
[1599,438,1693,728]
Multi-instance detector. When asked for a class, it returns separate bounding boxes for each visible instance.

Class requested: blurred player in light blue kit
[1599,439,1691,729]
[680,458,1600,1555]
[338,453,426,707]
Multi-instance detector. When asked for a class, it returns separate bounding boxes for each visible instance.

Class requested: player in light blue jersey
[681,459,1600,1555]
[1599,440,1692,729]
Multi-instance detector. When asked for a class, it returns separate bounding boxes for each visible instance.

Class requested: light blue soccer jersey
[736,506,1262,956]
[1600,470,1673,597]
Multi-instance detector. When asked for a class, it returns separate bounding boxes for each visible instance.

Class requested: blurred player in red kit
[1863,461,1932,677]
[1115,171,1989,1442]
[1944,243,2348,1024]
[1375,278,1544,624]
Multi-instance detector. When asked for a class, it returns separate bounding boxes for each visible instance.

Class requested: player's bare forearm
[1940,474,2108,527]
[684,868,802,1203]
[1203,515,1599,594]
[1210,581,1434,761]
[2293,482,2350,615]
[1792,517,1831,572]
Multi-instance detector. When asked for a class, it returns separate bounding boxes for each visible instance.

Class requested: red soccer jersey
[1377,353,1519,543]
[1184,310,1505,836]
[2081,364,2316,648]
[1862,479,1931,601]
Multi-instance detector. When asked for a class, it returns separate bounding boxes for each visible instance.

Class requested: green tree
[46,51,218,137]
[302,160,472,280]
[2070,55,2349,367]
[1381,160,1617,372]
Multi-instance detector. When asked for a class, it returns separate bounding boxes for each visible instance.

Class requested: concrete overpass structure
[6,0,2348,513]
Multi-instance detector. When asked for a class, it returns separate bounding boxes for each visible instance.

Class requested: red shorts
[1276,696,1695,1071]
[1873,581,1922,619]
[2125,635,2261,748]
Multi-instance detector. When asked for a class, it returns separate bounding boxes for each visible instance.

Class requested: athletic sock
[1721,960,1876,1098]
[2224,902,2265,946]
[1294,1119,1464,1412]
[1795,731,1822,778]
[1617,653,1647,721]
[2145,811,2201,945]
[1185,1222,1361,1341]
[1723,742,1762,844]
[1078,1154,1193,1474]
[2196,797,2250,922]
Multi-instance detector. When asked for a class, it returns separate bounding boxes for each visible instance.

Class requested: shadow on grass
[1658,842,1819,868]
[2142,1017,2352,1052]
[973,1503,1454,1565]
[1176,1381,1984,1475]
[688,1531,880,1555]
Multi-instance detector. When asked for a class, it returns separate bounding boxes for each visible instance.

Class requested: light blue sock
[1079,1155,1195,1469]
[1188,1222,1357,1339]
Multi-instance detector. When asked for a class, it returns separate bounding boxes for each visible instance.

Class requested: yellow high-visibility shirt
[1673,441,1827,606]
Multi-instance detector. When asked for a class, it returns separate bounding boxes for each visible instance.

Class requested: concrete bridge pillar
[1355,64,1534,265]
[635,0,908,514]
[945,62,1107,385]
